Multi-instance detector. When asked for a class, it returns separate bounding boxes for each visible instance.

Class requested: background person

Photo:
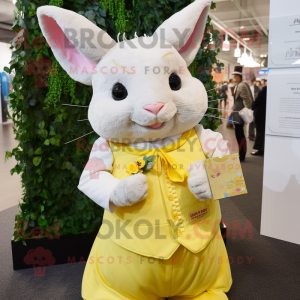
[225,78,235,127]
[220,81,228,116]
[252,86,267,156]
[248,77,261,141]
[232,66,254,162]
[256,78,262,89]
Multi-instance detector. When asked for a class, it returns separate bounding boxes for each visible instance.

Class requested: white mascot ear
[155,0,211,66]
[37,6,116,85]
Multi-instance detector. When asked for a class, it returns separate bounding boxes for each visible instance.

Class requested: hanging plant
[49,0,63,7]
[45,59,76,107]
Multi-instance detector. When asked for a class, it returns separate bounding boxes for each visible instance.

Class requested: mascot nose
[143,103,164,115]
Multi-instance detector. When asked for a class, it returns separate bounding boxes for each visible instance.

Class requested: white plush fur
[89,38,208,142]
[155,0,211,66]
[188,160,213,201]
[37,0,214,208]
[110,173,149,207]
[37,6,116,85]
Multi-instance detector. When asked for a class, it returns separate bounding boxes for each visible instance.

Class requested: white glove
[110,173,149,207]
[188,160,212,201]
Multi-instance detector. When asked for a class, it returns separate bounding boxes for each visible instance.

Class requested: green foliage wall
[6,0,222,242]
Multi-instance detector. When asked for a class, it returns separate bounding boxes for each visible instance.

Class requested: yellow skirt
[82,230,232,300]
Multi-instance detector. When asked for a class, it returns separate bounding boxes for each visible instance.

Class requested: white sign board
[269,15,300,68]
[267,71,300,137]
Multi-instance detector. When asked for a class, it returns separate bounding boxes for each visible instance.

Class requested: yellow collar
[109,129,193,182]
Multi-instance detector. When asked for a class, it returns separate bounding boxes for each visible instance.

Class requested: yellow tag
[188,204,210,225]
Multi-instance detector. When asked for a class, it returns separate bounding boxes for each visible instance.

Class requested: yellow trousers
[82,231,232,300]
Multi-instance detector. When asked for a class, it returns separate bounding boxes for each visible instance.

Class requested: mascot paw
[110,173,149,207]
[188,160,212,201]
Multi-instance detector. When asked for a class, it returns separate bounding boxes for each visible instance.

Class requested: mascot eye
[112,83,128,100]
[169,73,181,91]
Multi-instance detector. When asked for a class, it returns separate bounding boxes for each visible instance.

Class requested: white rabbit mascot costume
[37,0,232,299]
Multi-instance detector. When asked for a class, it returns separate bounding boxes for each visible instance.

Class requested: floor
[1,122,300,300]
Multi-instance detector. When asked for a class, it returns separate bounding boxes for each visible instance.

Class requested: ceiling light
[241,26,245,29]
[244,52,253,67]
[243,52,261,68]
[243,38,250,41]
[238,48,249,65]
[222,33,230,51]
[234,41,241,57]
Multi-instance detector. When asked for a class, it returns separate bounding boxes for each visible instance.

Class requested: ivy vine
[45,59,76,107]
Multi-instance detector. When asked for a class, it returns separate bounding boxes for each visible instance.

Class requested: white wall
[0,42,12,72]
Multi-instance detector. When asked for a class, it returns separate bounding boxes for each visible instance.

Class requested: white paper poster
[270,15,300,66]
[268,73,300,137]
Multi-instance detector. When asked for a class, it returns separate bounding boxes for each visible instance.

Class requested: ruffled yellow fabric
[110,129,192,182]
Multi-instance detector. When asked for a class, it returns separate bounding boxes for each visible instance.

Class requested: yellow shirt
[100,128,222,259]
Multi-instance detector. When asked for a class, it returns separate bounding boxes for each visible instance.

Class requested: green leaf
[41,189,47,198]
[38,129,48,139]
[33,157,41,166]
[41,205,44,212]
[44,139,50,146]
[5,150,12,162]
[49,137,60,147]
[28,148,35,156]
[20,51,25,57]
[97,17,106,27]
[146,162,156,169]
[29,219,35,227]
[47,198,55,206]
[99,8,106,17]
[4,66,10,73]
[30,213,38,220]
[29,98,36,106]
[71,166,77,173]
[54,114,63,123]
[34,147,43,155]
[65,162,72,170]
[147,155,156,162]
[38,121,45,129]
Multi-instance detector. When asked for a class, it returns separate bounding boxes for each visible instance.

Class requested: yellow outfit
[82,129,232,300]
